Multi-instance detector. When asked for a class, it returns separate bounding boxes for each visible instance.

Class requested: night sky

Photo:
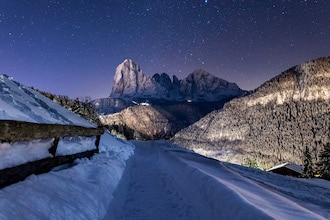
[0,0,329,99]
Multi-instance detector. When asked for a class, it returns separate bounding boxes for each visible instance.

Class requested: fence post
[95,135,101,152]
[48,137,60,156]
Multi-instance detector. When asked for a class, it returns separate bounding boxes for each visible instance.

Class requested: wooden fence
[0,120,104,188]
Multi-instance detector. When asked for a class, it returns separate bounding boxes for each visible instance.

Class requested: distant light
[187,99,192,103]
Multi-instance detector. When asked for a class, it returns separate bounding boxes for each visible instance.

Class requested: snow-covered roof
[267,162,303,174]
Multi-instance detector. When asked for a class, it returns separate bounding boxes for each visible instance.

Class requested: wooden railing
[0,120,104,142]
[0,120,104,188]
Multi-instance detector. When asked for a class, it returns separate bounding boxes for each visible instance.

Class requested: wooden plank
[0,149,98,188]
[0,120,104,142]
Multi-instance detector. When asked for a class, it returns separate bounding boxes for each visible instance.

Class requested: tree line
[32,88,145,140]
[32,88,101,126]
[303,143,330,180]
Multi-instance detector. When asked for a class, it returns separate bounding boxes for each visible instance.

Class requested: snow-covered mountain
[174,56,330,167]
[110,59,245,101]
[0,74,94,128]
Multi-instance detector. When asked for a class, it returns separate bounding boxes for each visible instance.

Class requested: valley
[1,57,330,219]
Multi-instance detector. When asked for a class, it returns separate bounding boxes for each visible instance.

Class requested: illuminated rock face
[174,57,330,167]
[110,59,156,98]
[110,59,245,101]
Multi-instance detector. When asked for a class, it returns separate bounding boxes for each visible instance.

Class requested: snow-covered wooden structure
[267,162,303,177]
[0,120,104,188]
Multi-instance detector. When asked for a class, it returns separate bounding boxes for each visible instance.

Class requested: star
[0,1,328,98]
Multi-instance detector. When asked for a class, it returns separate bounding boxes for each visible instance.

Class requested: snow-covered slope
[1,139,329,219]
[0,74,94,128]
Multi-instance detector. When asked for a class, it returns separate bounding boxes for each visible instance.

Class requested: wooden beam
[0,149,98,188]
[0,120,104,142]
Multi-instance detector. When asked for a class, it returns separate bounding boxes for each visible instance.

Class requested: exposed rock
[110,59,156,98]
[100,101,230,139]
[101,105,174,139]
[179,69,243,101]
[173,57,330,168]
[108,59,245,101]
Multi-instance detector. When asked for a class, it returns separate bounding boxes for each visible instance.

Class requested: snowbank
[160,142,328,219]
[0,139,54,170]
[0,132,134,219]
[0,135,100,170]
[56,136,97,156]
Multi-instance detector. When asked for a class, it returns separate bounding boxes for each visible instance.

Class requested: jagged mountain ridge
[173,56,330,168]
[110,59,245,101]
[94,59,245,139]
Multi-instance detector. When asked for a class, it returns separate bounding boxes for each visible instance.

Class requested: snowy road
[105,141,198,219]
[105,141,327,220]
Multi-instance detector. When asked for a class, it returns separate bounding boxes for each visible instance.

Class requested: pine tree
[318,143,330,180]
[302,146,314,178]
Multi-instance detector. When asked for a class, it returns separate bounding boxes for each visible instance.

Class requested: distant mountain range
[93,59,245,139]
[173,56,330,168]
[110,59,244,101]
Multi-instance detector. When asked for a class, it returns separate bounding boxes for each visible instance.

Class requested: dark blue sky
[0,0,329,98]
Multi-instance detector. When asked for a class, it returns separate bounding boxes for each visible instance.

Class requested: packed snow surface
[1,138,329,219]
[0,74,94,127]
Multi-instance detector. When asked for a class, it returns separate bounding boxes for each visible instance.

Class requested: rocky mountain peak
[187,69,212,79]
[180,69,243,101]
[109,59,245,101]
[121,59,141,71]
[110,59,155,98]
